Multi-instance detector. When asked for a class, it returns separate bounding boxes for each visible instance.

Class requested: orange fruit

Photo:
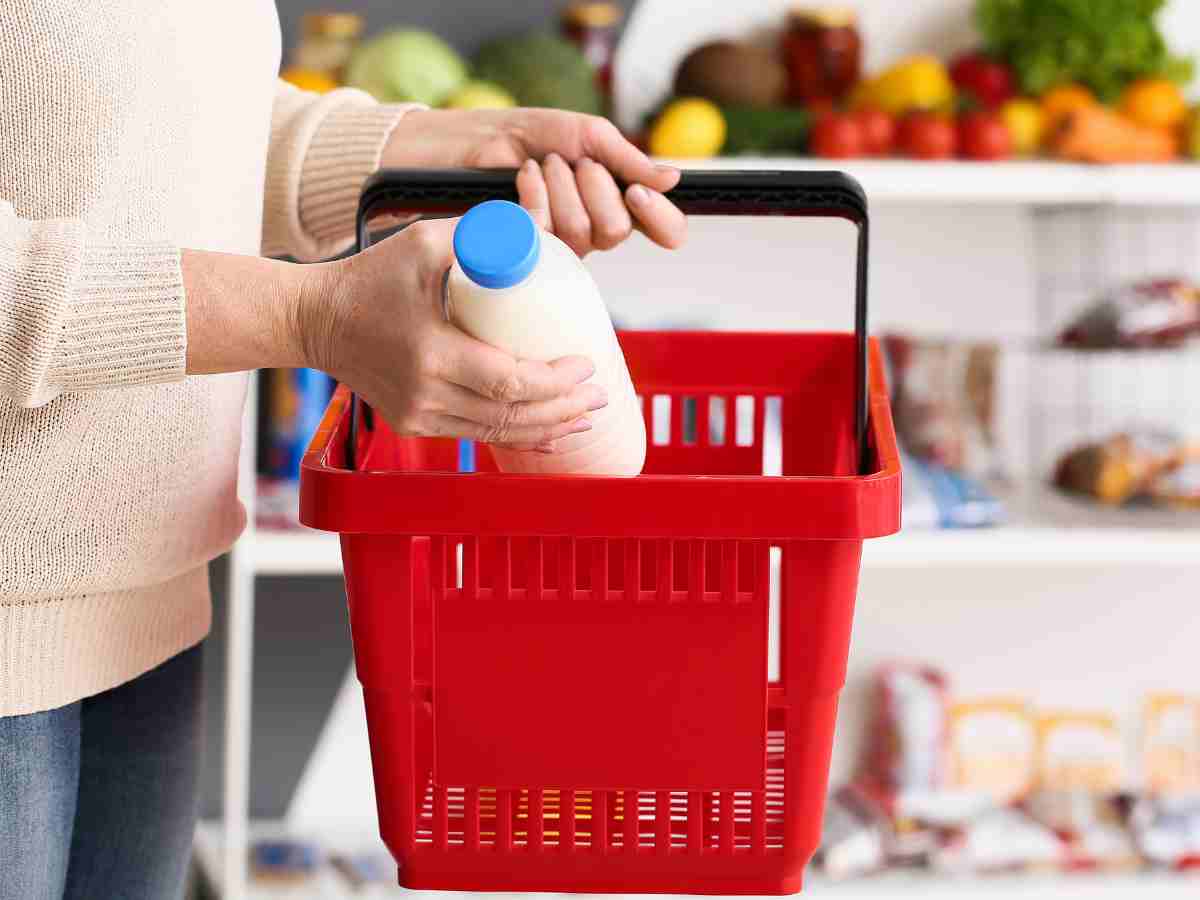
[1041,84,1097,129]
[1120,78,1188,131]
[281,67,338,94]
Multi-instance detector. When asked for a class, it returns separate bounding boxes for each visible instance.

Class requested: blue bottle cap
[453,200,540,289]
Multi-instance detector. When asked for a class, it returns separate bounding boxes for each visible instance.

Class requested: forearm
[182,249,317,375]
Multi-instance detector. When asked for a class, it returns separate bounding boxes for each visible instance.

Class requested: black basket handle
[350,168,871,474]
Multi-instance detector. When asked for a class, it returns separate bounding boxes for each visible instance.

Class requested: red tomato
[957,110,1013,160]
[810,113,864,159]
[950,51,1016,109]
[898,112,957,160]
[854,108,896,156]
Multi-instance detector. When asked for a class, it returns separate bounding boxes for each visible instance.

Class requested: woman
[0,4,685,897]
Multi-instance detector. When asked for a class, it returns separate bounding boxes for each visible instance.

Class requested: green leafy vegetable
[976,0,1193,102]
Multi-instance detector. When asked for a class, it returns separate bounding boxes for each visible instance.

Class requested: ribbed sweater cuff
[298,102,421,254]
[46,242,186,392]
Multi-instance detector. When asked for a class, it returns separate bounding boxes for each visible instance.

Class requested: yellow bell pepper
[852,55,954,116]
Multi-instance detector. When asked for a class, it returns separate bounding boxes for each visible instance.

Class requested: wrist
[288,258,342,373]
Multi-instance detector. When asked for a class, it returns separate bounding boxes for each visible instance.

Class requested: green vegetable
[720,105,811,156]
[474,33,602,115]
[976,0,1192,102]
[346,29,468,105]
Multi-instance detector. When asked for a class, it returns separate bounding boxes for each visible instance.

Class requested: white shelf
[253,529,341,576]
[810,872,1200,899]
[659,158,1200,207]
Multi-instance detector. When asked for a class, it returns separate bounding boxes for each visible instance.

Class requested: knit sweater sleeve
[261,81,423,262]
[0,200,186,408]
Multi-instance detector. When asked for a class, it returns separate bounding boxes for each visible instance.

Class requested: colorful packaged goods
[949,699,1037,805]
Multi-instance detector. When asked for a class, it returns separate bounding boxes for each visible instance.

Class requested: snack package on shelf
[1058,279,1200,350]
[1037,712,1125,794]
[1131,794,1200,869]
[1054,431,1200,508]
[257,368,336,529]
[930,806,1067,874]
[250,839,323,883]
[1143,695,1200,797]
[816,784,890,881]
[859,664,951,799]
[883,335,1003,480]
[901,449,1006,529]
[950,699,1037,806]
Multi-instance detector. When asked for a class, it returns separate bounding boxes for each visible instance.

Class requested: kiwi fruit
[674,41,787,108]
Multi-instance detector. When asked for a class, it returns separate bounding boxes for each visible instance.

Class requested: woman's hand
[381,108,687,257]
[298,217,605,448]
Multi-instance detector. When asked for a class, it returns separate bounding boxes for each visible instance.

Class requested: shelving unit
[662,158,1200,208]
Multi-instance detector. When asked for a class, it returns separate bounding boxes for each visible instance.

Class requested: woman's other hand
[381,108,687,257]
[298,217,605,448]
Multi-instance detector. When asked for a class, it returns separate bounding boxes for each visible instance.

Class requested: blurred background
[196,1,1200,897]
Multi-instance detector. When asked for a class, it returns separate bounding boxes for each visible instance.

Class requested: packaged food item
[931,806,1066,873]
[1058,278,1200,350]
[816,784,890,880]
[447,201,645,476]
[883,335,1002,479]
[560,2,622,104]
[1131,794,1200,868]
[949,699,1036,805]
[858,664,951,796]
[1037,712,1124,794]
[782,7,863,104]
[330,852,392,887]
[901,450,1006,529]
[251,839,323,882]
[1054,432,1197,507]
[288,12,363,84]
[264,367,336,482]
[1143,695,1200,796]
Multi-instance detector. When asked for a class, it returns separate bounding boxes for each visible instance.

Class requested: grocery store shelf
[810,872,1200,898]
[659,157,1200,207]
[253,529,341,576]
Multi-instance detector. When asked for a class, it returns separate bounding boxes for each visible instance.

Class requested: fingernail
[627,184,649,205]
[535,442,557,454]
[578,156,594,168]
[570,417,593,434]
[575,360,596,382]
[546,152,562,166]
[521,158,537,173]
[587,387,609,411]
[655,163,680,175]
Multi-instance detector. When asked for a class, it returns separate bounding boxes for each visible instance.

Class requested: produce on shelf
[1188,108,1200,160]
[474,32,602,115]
[720,104,810,155]
[999,98,1045,156]
[949,51,1015,109]
[286,12,363,87]
[1039,83,1098,129]
[781,6,863,104]
[674,41,787,108]
[850,55,955,117]
[345,29,467,105]
[280,68,337,94]
[957,109,1013,161]
[811,112,864,159]
[442,80,516,110]
[854,108,897,156]
[897,111,958,160]
[1120,77,1189,131]
[1052,103,1179,163]
[975,0,1193,102]
[647,97,726,158]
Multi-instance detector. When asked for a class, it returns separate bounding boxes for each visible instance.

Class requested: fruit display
[345,29,468,105]
[645,0,1196,164]
[474,32,602,115]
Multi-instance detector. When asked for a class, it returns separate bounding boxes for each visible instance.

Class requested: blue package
[902,450,1005,529]
[265,368,335,481]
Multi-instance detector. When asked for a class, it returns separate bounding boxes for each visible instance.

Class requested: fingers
[436,324,595,402]
[516,159,551,231]
[577,115,681,194]
[434,379,608,432]
[427,412,594,447]
[625,183,687,250]
[542,153,593,256]
[576,158,632,251]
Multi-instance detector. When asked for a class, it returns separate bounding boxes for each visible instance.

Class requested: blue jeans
[0,643,204,900]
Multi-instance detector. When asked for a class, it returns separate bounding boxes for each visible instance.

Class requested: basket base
[396,852,806,895]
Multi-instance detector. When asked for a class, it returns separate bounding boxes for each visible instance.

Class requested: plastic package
[1143,695,1200,796]
[446,200,645,476]
[1054,431,1199,507]
[1058,278,1200,350]
[950,699,1036,805]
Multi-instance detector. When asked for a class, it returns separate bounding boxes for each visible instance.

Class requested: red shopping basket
[300,169,901,894]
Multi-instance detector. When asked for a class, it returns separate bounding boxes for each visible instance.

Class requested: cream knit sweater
[0,1,418,716]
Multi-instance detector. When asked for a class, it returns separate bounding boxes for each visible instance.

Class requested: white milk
[446,200,646,476]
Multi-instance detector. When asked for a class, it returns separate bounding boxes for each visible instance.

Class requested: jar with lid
[781,6,862,105]
[560,2,623,104]
[290,11,364,84]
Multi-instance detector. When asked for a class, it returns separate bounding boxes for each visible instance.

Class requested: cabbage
[346,29,467,106]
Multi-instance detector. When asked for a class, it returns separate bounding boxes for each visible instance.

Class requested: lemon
[442,80,516,110]
[649,98,726,158]
[280,67,338,94]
